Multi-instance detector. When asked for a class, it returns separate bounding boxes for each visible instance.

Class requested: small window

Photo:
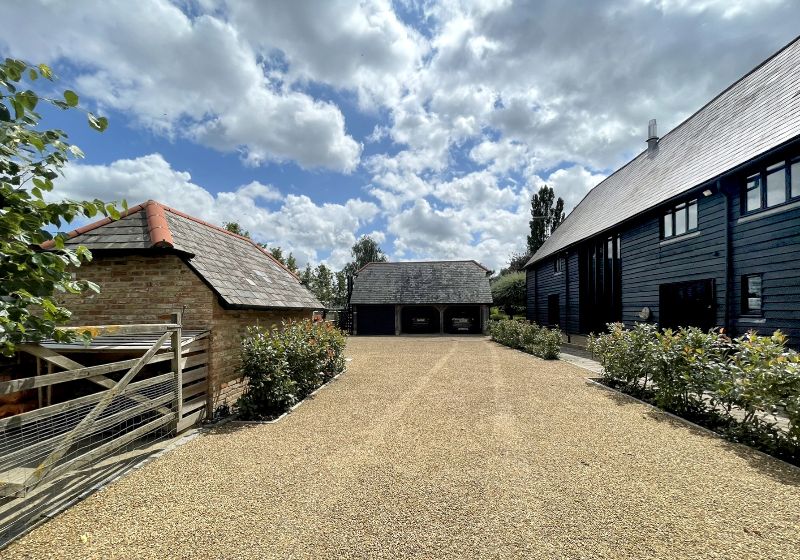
[766,163,787,207]
[745,175,761,212]
[792,158,800,199]
[741,275,762,315]
[662,199,698,239]
[554,256,565,274]
[674,203,687,235]
[687,200,698,230]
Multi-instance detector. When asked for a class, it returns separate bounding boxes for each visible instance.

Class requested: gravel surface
[4,336,799,559]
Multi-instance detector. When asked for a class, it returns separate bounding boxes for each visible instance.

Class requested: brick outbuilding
[48,200,322,410]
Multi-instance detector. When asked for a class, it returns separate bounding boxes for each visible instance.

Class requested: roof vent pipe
[647,119,659,152]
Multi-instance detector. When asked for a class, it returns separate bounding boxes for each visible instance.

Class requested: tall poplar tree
[527,185,565,255]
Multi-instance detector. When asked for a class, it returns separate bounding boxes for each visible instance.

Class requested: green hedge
[237,320,347,420]
[489,318,562,360]
[588,323,800,463]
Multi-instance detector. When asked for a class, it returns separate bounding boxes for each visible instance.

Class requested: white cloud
[57,154,378,268]
[0,1,361,172]
[228,0,429,109]
[4,0,799,270]
[530,165,608,213]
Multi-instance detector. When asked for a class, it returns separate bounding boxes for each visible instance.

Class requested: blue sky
[2,0,799,270]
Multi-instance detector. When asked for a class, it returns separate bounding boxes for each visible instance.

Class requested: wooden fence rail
[0,314,209,499]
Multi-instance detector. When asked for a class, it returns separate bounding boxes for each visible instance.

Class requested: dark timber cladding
[349,261,493,335]
[524,36,800,348]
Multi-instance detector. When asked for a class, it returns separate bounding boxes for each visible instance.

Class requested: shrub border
[584,376,800,472]
[230,364,349,425]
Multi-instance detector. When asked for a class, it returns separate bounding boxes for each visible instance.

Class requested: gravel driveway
[4,337,799,559]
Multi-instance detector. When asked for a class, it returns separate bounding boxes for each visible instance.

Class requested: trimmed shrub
[490,318,562,360]
[589,323,800,463]
[588,322,658,393]
[237,320,347,420]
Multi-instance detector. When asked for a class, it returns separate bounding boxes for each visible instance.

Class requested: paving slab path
[4,336,799,559]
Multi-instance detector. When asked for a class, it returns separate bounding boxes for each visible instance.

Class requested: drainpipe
[534,267,538,324]
[722,179,732,336]
[564,253,571,343]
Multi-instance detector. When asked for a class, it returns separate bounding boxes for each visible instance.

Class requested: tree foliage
[342,235,388,276]
[299,263,347,308]
[224,221,250,237]
[527,185,565,255]
[500,251,531,276]
[300,235,387,309]
[0,58,114,355]
[490,272,526,317]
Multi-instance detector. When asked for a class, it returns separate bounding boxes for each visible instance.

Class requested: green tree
[310,264,336,308]
[342,235,388,276]
[527,185,565,255]
[300,263,313,286]
[500,251,531,276]
[223,221,250,237]
[491,272,526,318]
[285,253,298,274]
[1,58,113,355]
[332,270,348,308]
[269,246,284,264]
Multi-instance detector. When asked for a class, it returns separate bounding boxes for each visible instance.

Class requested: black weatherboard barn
[350,261,493,335]
[525,36,800,349]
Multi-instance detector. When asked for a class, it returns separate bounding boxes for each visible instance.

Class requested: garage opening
[356,305,395,335]
[659,279,716,331]
[401,306,440,334]
[444,306,482,334]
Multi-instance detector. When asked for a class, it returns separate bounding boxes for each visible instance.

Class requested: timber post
[171,312,183,430]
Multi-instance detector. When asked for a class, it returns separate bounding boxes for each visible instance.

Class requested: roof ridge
[359,260,491,272]
[41,199,302,281]
[143,201,174,248]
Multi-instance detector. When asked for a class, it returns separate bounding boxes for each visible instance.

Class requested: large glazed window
[742,155,800,214]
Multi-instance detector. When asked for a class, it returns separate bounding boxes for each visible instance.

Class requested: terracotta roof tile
[48,200,322,310]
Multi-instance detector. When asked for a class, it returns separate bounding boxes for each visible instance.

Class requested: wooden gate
[0,314,208,499]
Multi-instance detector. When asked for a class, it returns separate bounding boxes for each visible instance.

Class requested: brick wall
[61,254,215,329]
[61,253,313,412]
[208,303,310,410]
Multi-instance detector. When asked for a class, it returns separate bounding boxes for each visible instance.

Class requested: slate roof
[46,200,322,310]
[350,261,493,305]
[527,35,800,266]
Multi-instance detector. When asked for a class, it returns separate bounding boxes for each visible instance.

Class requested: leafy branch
[1,57,119,355]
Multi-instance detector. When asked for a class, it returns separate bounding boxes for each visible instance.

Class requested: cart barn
[46,200,322,410]
[349,261,493,335]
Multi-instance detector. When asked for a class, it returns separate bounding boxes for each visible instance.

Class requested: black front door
[547,295,560,327]
[659,279,716,331]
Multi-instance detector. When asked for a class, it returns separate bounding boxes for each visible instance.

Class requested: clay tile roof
[350,261,493,305]
[45,200,322,310]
